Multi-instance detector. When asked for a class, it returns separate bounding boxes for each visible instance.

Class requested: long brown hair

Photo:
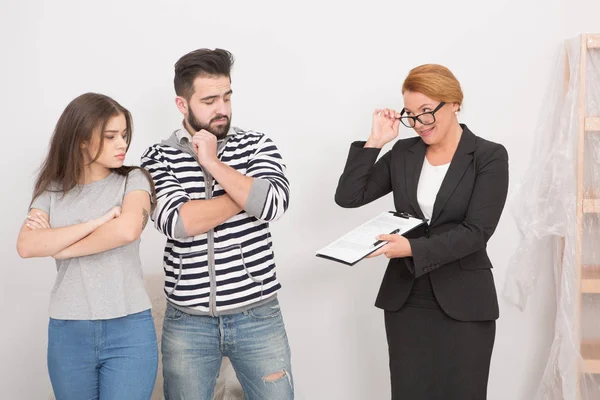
[32,93,156,205]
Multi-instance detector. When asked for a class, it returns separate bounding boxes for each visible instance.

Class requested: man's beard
[188,108,231,139]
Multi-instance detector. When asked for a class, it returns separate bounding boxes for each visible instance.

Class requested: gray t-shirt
[31,169,153,320]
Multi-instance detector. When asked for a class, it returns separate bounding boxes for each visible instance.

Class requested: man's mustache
[210,115,229,124]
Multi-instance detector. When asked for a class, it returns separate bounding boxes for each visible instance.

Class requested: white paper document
[316,212,426,266]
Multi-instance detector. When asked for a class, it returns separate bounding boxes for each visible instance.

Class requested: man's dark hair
[174,48,235,100]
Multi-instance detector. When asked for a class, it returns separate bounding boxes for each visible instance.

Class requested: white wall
[1,0,597,398]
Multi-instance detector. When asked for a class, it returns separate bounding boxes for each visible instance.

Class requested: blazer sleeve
[407,144,509,277]
[335,141,393,208]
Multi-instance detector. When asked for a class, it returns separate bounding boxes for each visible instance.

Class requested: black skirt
[384,274,495,400]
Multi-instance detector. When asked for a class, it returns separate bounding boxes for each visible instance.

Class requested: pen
[391,211,429,223]
[372,228,400,247]
[393,212,411,219]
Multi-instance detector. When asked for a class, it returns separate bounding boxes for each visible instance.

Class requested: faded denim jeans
[162,297,294,400]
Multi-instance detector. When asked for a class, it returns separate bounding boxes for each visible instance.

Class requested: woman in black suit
[335,64,509,400]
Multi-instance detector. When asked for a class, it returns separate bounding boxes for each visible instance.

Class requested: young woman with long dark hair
[17,93,158,400]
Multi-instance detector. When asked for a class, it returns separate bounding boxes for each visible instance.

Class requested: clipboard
[315,211,427,266]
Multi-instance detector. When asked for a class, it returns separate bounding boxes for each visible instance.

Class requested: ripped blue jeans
[162,297,294,400]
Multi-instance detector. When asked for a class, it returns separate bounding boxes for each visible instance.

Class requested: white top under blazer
[417,156,451,221]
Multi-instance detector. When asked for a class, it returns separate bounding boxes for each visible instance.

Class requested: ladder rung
[584,360,600,374]
[582,265,600,293]
[582,340,600,374]
[588,34,600,49]
[586,117,600,132]
[582,280,600,293]
[583,199,600,213]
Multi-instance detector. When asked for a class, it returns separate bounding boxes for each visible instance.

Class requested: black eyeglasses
[398,102,446,128]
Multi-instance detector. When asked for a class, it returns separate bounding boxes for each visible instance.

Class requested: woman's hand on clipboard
[366,233,412,259]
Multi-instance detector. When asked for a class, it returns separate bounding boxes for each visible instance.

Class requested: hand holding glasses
[366,108,402,149]
[366,102,446,149]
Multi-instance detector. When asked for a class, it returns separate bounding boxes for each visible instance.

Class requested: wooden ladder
[565,33,600,399]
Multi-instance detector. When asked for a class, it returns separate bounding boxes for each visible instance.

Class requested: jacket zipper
[182,134,231,317]
[205,173,217,317]
[185,146,217,317]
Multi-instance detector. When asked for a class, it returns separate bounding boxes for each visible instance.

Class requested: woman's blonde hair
[402,64,463,111]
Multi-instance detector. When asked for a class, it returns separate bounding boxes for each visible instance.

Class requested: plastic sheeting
[505,35,600,399]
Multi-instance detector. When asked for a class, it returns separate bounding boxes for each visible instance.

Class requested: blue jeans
[162,297,294,400]
[47,309,158,400]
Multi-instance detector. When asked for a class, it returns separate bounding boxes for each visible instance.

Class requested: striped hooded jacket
[141,126,290,316]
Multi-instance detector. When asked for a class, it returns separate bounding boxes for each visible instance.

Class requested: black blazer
[335,125,509,321]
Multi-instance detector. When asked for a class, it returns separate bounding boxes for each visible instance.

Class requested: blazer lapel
[429,125,477,225]
[405,140,427,219]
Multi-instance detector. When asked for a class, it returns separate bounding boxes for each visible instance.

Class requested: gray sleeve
[245,179,270,217]
[125,169,153,199]
[175,216,188,238]
[30,190,51,214]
